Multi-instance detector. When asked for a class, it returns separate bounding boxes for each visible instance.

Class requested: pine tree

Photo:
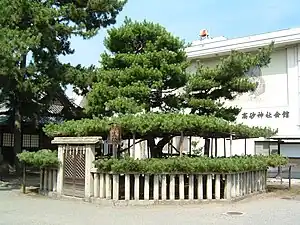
[83,19,273,157]
[0,0,127,168]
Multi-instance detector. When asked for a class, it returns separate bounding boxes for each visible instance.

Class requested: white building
[186,28,300,158]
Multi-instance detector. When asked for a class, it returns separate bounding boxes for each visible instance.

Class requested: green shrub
[94,155,288,174]
[17,149,59,168]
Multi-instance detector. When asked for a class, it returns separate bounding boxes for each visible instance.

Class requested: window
[22,134,39,148]
[22,134,31,147]
[2,133,13,147]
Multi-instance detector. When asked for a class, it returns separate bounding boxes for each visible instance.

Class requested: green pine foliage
[17,150,59,168]
[185,45,273,121]
[94,154,288,174]
[44,113,276,138]
[44,19,275,157]
[0,0,127,158]
[85,18,188,117]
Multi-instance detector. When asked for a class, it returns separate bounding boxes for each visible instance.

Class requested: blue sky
[61,0,300,67]
[64,0,300,101]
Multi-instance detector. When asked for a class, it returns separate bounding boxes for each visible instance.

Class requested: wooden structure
[0,89,83,165]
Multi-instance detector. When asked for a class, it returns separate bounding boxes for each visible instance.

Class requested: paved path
[0,190,299,225]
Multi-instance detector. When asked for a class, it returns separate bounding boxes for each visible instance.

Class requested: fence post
[153,175,159,201]
[206,174,213,200]
[189,175,194,200]
[169,175,175,200]
[161,175,167,200]
[225,174,231,200]
[99,174,105,198]
[113,174,119,201]
[125,174,130,201]
[94,173,99,198]
[215,174,221,200]
[179,174,185,200]
[134,174,140,200]
[56,145,64,195]
[106,174,112,199]
[85,144,95,199]
[197,175,203,200]
[52,169,57,192]
[144,175,150,200]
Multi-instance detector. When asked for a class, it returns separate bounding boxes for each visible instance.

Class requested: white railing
[40,168,58,193]
[90,169,266,204]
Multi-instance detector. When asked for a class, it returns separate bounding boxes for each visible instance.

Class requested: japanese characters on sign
[241,111,289,119]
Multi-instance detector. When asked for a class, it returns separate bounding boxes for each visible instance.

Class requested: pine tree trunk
[14,106,22,174]
[14,54,26,174]
[148,135,174,158]
[204,138,210,156]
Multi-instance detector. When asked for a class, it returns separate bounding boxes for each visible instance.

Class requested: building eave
[186,28,300,60]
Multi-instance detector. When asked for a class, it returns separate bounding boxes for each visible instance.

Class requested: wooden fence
[40,168,58,193]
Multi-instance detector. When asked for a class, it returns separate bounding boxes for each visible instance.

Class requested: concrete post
[215,175,221,200]
[99,174,105,198]
[197,175,203,200]
[134,174,140,200]
[85,145,95,199]
[47,169,52,191]
[153,175,159,201]
[169,175,175,200]
[179,175,185,200]
[113,174,119,200]
[231,174,236,198]
[236,173,240,197]
[56,145,64,195]
[206,174,212,200]
[125,174,130,201]
[188,175,194,200]
[144,175,150,200]
[225,174,232,199]
[52,170,57,192]
[161,175,167,200]
[94,173,99,198]
[106,174,112,199]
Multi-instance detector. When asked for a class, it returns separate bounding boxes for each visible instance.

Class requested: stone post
[56,145,64,195]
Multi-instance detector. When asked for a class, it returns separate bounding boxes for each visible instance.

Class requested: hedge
[17,149,60,168]
[94,154,288,174]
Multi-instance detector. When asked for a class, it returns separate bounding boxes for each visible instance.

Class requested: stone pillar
[188,175,194,200]
[52,170,57,192]
[225,174,232,200]
[179,174,185,200]
[56,145,64,195]
[85,144,95,199]
[206,174,212,200]
[153,175,159,201]
[144,175,150,200]
[197,175,203,200]
[125,174,130,201]
[161,175,167,200]
[94,173,99,198]
[169,175,175,200]
[134,174,140,200]
[99,174,105,198]
[215,175,221,200]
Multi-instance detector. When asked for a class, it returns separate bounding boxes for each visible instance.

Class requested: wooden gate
[63,146,85,197]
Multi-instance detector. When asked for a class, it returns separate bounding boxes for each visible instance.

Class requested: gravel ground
[0,190,300,225]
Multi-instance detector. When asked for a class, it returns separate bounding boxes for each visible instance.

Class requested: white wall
[124,45,300,158]
[187,46,300,156]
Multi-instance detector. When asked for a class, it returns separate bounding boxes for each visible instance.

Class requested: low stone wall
[39,168,58,193]
[89,169,267,205]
